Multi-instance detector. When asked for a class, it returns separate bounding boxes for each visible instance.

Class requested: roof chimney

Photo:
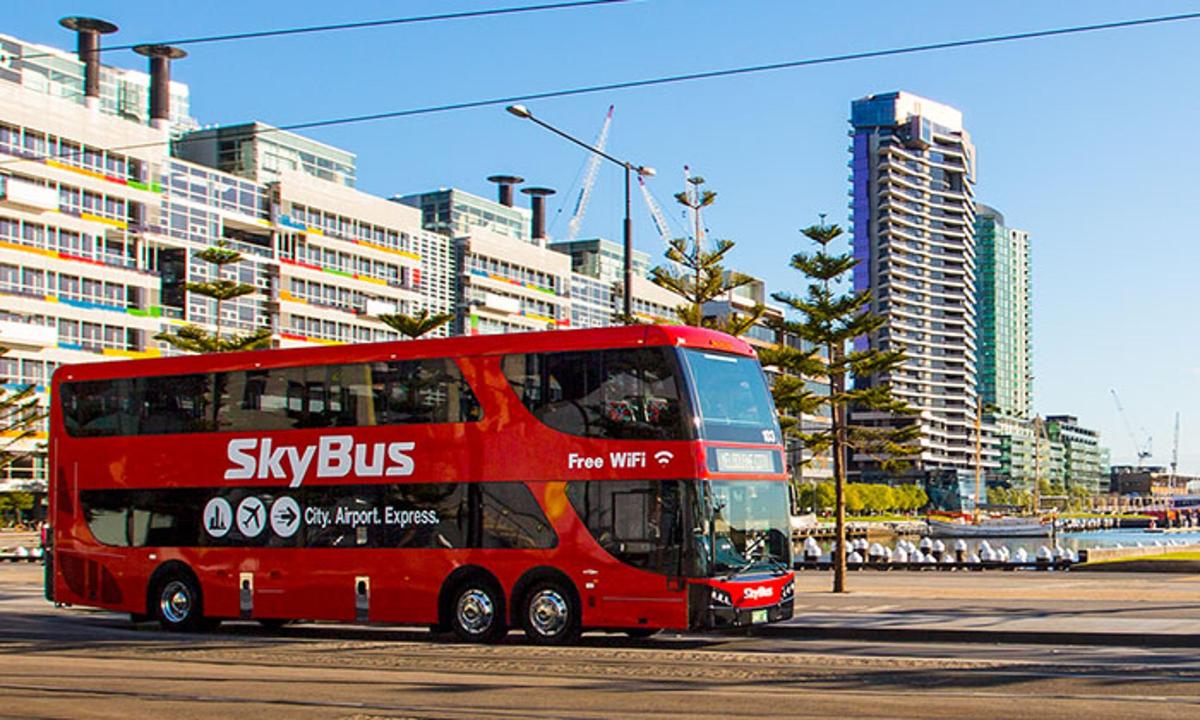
[487,174,524,207]
[58,17,118,111]
[133,44,187,130]
[522,186,556,244]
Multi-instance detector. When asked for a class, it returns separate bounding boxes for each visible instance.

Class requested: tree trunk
[831,345,847,593]
[214,297,223,349]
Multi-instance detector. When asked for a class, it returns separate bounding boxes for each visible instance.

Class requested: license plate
[751,609,768,624]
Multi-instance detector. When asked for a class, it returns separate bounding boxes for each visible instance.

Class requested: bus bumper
[702,598,794,629]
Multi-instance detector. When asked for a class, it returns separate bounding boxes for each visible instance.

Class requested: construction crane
[1110,389,1153,467]
[564,105,614,242]
[637,175,673,248]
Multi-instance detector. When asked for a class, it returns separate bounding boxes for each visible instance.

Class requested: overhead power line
[19,0,636,61]
[277,10,1200,132]
[4,10,1199,167]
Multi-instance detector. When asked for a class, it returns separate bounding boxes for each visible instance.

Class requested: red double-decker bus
[46,325,794,643]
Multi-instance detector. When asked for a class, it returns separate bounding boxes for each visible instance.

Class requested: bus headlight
[780,579,794,600]
[710,587,733,607]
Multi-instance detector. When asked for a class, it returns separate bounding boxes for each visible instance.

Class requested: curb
[759,623,1200,648]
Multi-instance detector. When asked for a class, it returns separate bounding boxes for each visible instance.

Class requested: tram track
[10,632,1200,689]
[1,671,1199,720]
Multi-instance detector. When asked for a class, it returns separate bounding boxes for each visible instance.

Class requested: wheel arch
[509,566,578,627]
[145,560,201,617]
[437,564,503,632]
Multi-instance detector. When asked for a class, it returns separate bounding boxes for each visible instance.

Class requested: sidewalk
[774,570,1200,647]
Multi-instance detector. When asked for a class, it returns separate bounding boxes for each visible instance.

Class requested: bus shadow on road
[210,620,721,650]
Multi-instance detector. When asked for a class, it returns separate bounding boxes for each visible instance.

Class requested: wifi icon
[654,450,674,466]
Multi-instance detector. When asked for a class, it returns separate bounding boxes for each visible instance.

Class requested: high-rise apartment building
[848,91,992,480]
[974,204,1031,419]
[973,204,1036,492]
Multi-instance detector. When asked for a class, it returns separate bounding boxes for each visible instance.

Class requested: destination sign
[707,447,780,474]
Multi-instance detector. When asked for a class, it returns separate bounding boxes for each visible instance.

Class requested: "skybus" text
[224,436,415,488]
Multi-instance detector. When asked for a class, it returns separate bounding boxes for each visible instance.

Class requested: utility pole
[1033,415,1042,514]
[1171,412,1181,489]
[974,403,983,522]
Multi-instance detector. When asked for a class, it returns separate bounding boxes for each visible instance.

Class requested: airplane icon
[241,504,262,529]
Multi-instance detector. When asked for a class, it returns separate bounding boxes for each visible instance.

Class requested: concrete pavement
[779,569,1200,646]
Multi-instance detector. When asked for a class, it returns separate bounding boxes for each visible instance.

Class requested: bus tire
[520,579,580,645]
[150,568,206,633]
[448,577,506,644]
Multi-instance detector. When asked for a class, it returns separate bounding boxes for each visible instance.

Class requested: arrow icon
[270,496,302,539]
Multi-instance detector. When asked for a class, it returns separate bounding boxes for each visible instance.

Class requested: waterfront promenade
[784,570,1200,646]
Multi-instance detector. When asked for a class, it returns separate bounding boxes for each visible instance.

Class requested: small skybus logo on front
[224,435,415,488]
[742,585,774,601]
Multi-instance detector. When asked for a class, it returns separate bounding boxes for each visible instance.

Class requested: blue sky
[7,1,1196,471]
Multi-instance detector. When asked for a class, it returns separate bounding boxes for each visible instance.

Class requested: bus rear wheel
[449,580,506,643]
[152,572,208,633]
[521,580,580,645]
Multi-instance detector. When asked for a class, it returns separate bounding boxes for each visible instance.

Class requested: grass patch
[818,515,921,524]
[1060,512,1153,520]
[1084,551,1200,565]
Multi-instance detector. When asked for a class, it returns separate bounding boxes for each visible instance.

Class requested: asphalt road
[5,564,1200,719]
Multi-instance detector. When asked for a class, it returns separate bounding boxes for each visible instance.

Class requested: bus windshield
[699,480,792,576]
[566,479,792,579]
[680,349,780,444]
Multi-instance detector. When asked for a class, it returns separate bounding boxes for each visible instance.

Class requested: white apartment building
[0,23,454,493]
[849,91,998,478]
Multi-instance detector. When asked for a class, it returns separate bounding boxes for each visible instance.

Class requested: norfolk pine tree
[649,173,766,335]
[766,222,919,593]
[155,241,272,353]
[375,308,453,339]
[0,344,45,507]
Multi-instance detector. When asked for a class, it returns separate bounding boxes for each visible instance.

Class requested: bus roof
[52,324,757,383]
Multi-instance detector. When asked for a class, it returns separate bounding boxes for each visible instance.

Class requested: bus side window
[478,483,556,549]
[371,359,480,425]
[502,349,687,440]
[141,373,213,434]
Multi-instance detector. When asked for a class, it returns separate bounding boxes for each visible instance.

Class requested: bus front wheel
[521,580,580,645]
[449,580,506,644]
[151,571,209,633]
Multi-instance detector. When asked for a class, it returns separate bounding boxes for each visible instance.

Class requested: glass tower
[974,204,1031,419]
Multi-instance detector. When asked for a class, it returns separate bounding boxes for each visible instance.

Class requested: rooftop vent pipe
[522,186,555,242]
[487,174,524,207]
[58,17,118,110]
[132,44,187,129]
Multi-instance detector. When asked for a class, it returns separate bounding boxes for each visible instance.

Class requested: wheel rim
[456,588,495,636]
[159,580,192,624]
[528,588,568,637]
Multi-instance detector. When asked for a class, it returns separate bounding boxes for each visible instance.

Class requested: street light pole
[624,164,633,321]
[506,104,653,322]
